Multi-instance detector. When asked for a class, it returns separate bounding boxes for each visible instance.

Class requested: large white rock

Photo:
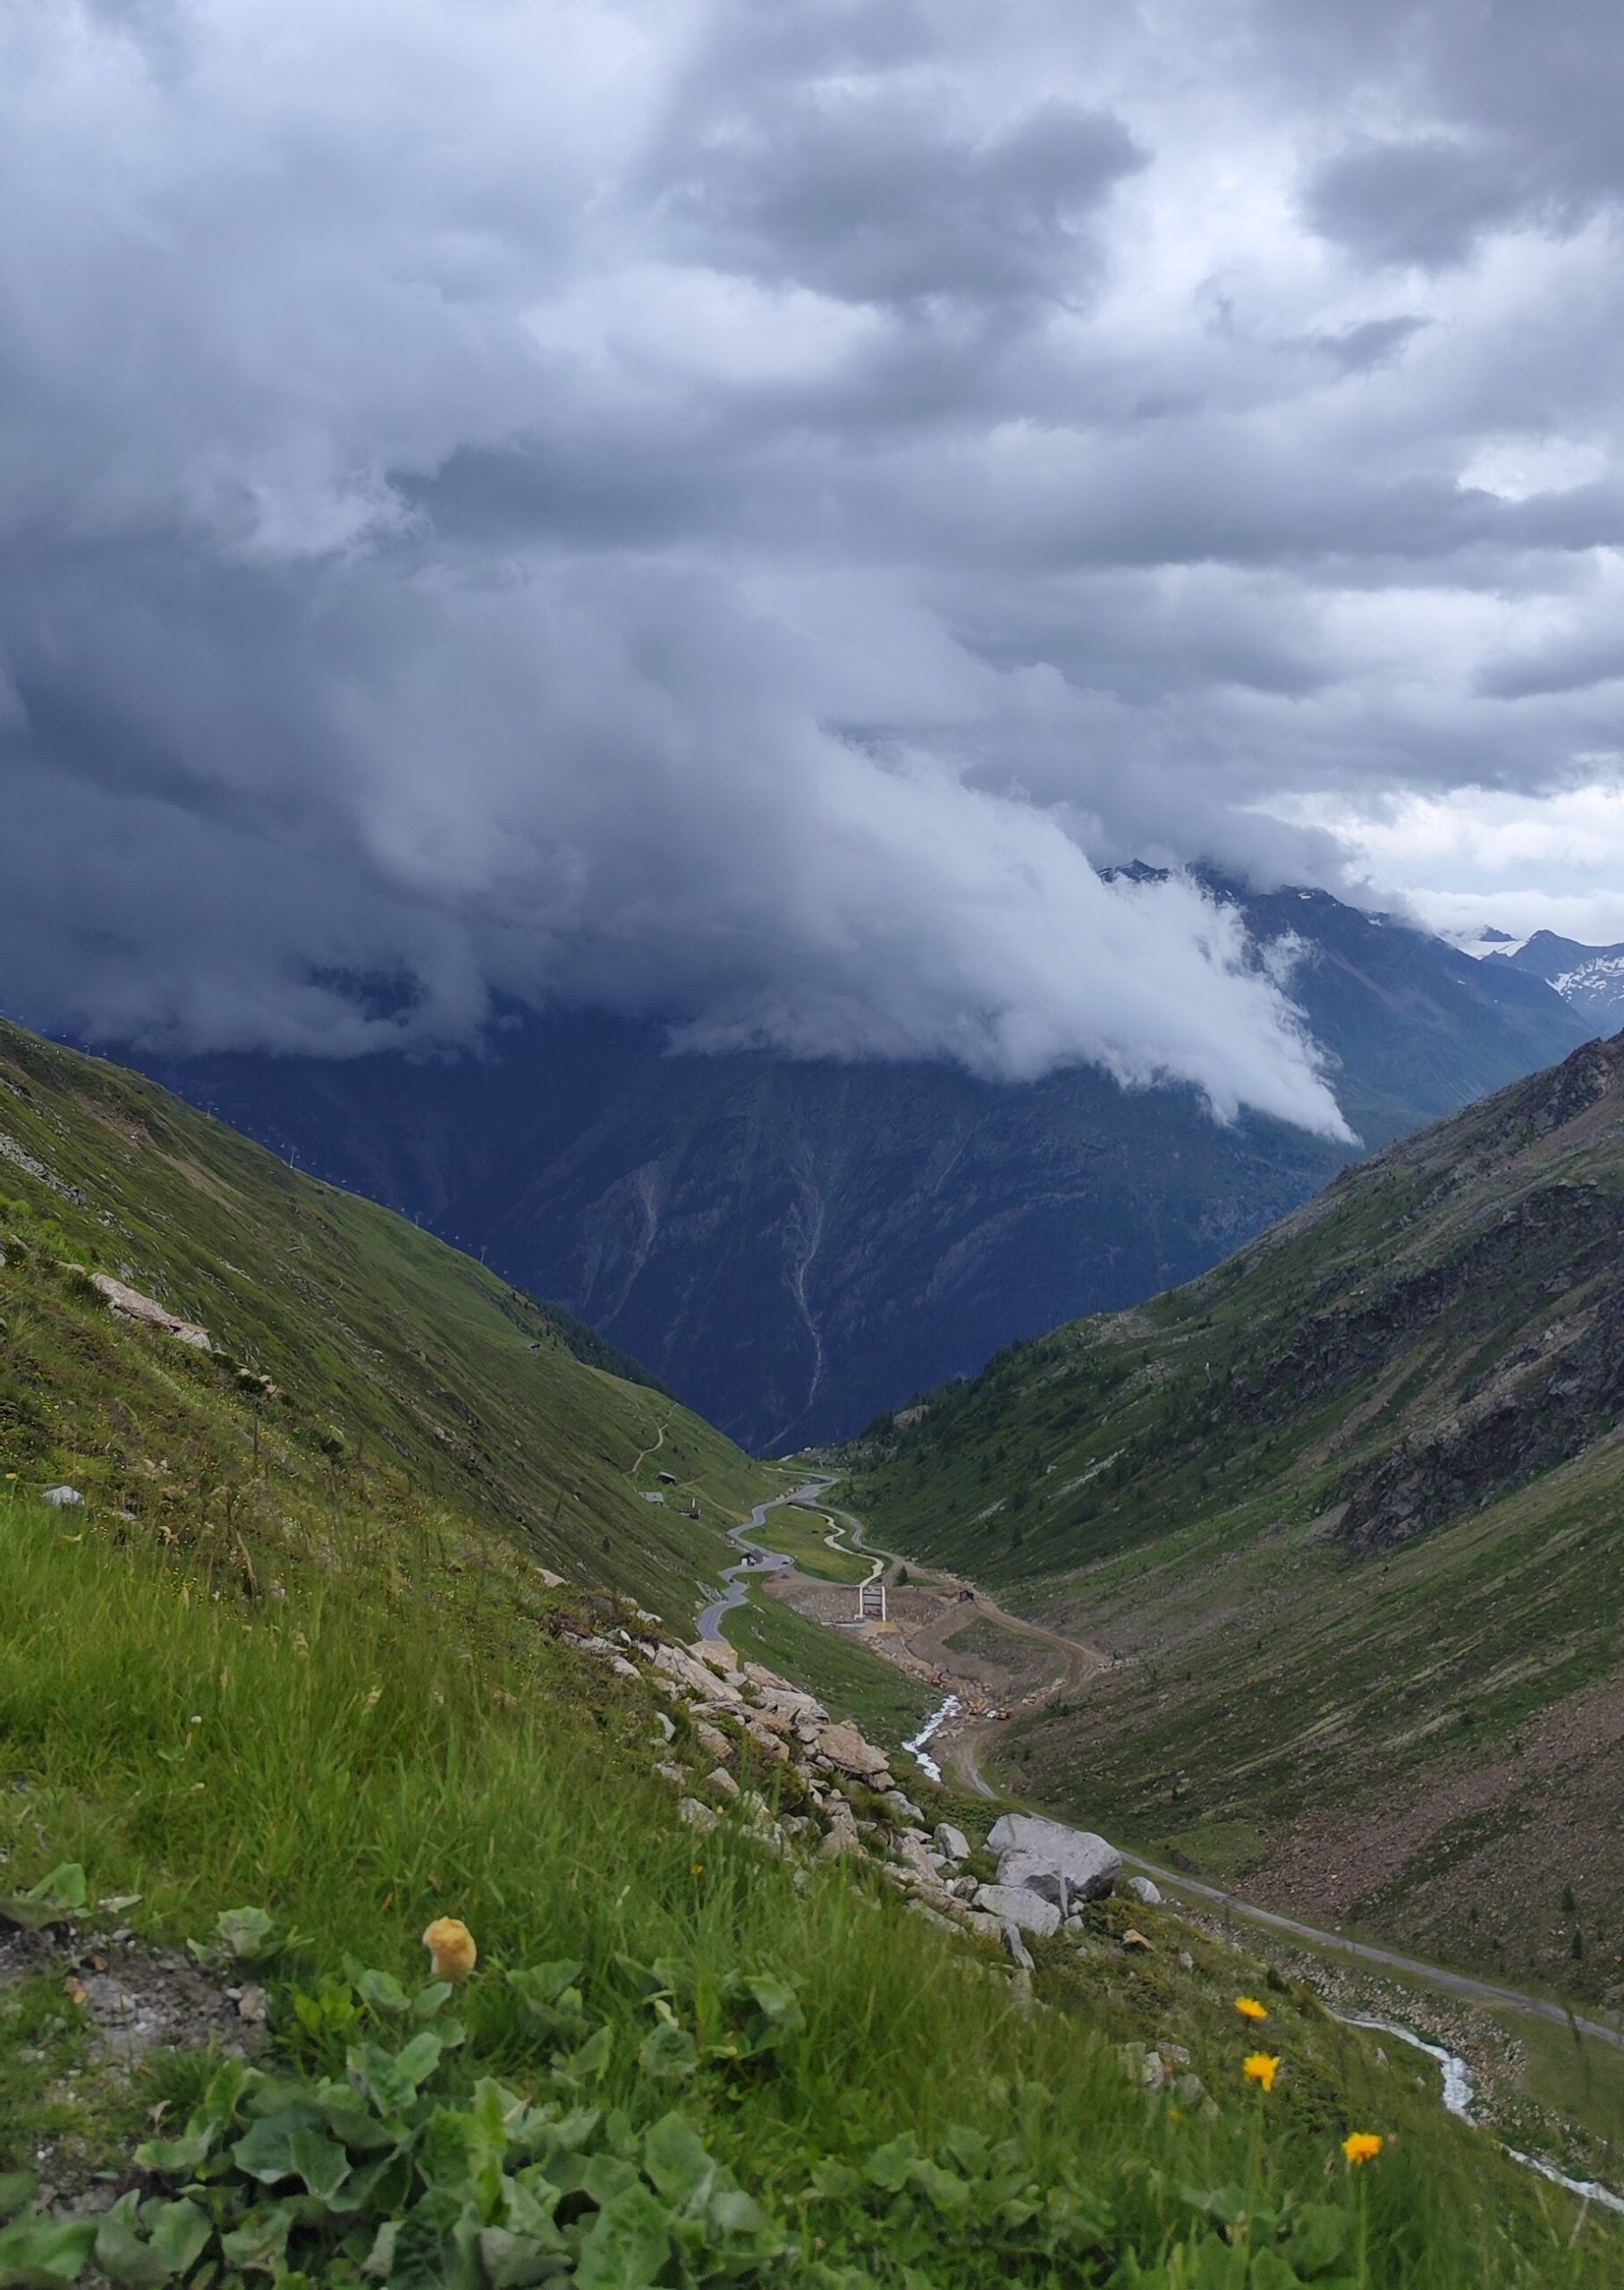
[973,1883,1062,1938]
[986,1814,1121,1903]
[816,1722,891,1780]
[1127,1875,1163,1906]
[933,1823,971,1863]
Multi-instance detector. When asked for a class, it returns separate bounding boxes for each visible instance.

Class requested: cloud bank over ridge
[4,0,1624,1136]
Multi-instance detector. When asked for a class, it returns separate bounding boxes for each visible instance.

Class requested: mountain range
[121,881,1587,1449]
[1484,929,1624,1030]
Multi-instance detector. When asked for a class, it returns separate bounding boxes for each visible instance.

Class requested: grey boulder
[986,1813,1121,1902]
[1126,1875,1163,1905]
[973,1883,1061,1938]
[933,1823,971,1863]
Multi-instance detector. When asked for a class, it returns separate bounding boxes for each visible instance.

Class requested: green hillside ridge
[0,1016,778,1619]
[843,1032,1624,2013]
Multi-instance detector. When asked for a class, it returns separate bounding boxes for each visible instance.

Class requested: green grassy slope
[844,1035,1624,2008]
[3,1483,1616,2289]
[0,1017,780,1620]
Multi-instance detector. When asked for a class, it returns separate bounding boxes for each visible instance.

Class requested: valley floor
[737,1490,1624,2199]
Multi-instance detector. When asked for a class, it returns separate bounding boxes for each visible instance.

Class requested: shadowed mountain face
[1489,929,1624,1030]
[123,886,1586,1450]
[844,1032,1624,2003]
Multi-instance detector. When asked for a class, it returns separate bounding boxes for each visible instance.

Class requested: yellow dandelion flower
[1243,2052,1281,2091]
[1343,2133,1384,2166]
[691,1863,705,1875]
[1235,1996,1269,2022]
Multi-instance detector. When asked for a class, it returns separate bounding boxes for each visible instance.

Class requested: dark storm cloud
[2,0,1623,1128]
[1305,139,1535,271]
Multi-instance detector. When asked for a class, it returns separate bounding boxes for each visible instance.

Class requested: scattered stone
[690,1640,740,1678]
[608,1656,639,1680]
[88,1272,213,1352]
[934,1822,971,1862]
[986,1813,1121,1902]
[1127,1875,1163,1906]
[817,1816,862,1862]
[1161,2042,1192,2068]
[1178,1951,1194,1972]
[706,1765,740,1801]
[677,1798,719,1831]
[973,1884,1062,1939]
[654,1712,676,1743]
[1121,1929,1152,1953]
[1001,1922,1035,1972]
[815,1721,890,1780]
[41,1486,84,1508]
[694,1721,732,1762]
[891,1794,926,1823]
[995,1848,1072,1914]
[653,1762,686,1788]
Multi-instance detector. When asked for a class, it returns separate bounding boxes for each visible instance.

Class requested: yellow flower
[1343,2133,1383,2166]
[421,1916,478,1983]
[691,1863,705,1875]
[1235,1996,1269,2022]
[1243,2053,1281,2091]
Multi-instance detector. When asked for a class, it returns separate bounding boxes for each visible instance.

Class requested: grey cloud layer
[2,0,1622,1137]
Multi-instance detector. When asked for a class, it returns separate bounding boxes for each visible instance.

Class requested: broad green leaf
[385,2191,469,2290]
[216,1906,277,1961]
[0,1864,87,1932]
[93,2193,210,2286]
[579,2159,639,2209]
[219,2207,295,2280]
[640,2116,713,2208]
[478,2227,570,2288]
[569,2024,613,2082]
[346,2040,429,2119]
[231,2105,326,2185]
[130,2131,215,2176]
[1249,2253,1305,2290]
[508,1962,584,2008]
[418,2109,478,2196]
[394,2031,445,2088]
[1283,2209,1352,2279]
[808,2161,860,2201]
[907,2160,970,2212]
[312,2089,402,2156]
[355,1968,410,2016]
[706,2186,779,2249]
[0,2181,37,2226]
[0,2209,97,2287]
[740,1973,803,2031]
[413,1981,453,2020]
[866,2136,920,2192]
[636,2023,696,2082]
[285,2127,352,2204]
[574,2183,671,2290]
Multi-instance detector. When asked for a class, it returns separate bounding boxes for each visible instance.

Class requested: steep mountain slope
[126,883,1587,1448]
[0,1017,776,1619]
[844,1033,1624,2009]
[1489,928,1624,1030]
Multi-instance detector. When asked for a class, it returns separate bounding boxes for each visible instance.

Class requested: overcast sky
[4,0,1623,1135]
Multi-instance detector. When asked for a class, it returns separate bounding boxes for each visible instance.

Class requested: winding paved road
[695,1478,835,1640]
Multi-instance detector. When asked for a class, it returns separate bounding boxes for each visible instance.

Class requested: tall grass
[0,1490,1616,2286]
